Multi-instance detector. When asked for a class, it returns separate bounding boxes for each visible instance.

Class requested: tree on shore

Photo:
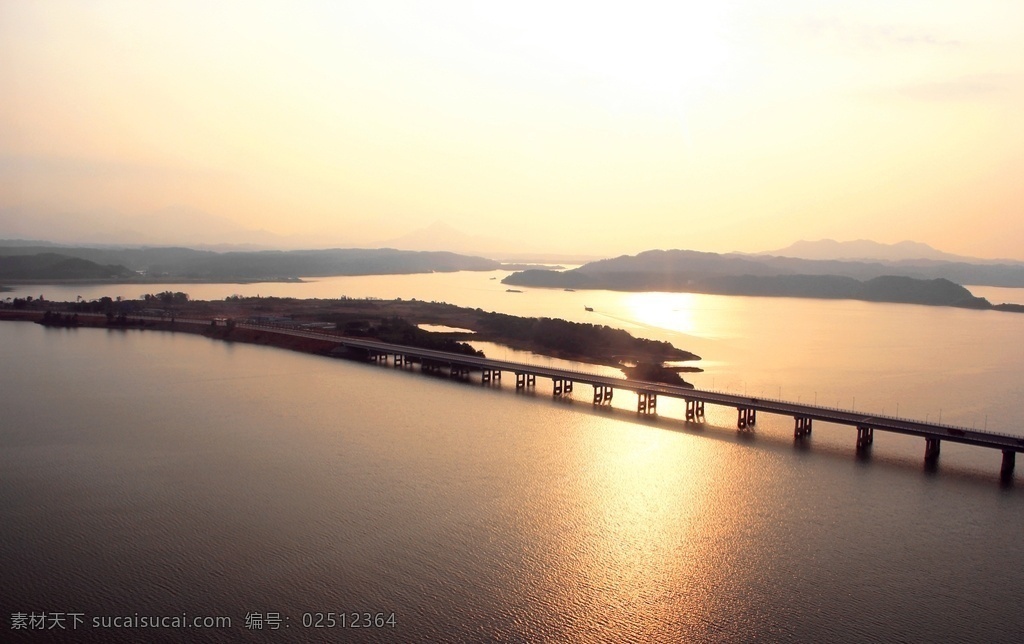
[144,291,190,305]
[40,311,80,327]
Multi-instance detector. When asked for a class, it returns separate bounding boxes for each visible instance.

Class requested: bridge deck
[238,323,1022,455]
[71,313,1021,461]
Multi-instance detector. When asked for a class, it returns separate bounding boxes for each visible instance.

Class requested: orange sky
[2,1,1022,258]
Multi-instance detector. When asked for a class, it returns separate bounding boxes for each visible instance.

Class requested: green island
[0,293,702,386]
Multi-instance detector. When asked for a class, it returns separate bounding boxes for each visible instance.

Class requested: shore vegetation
[1,295,700,385]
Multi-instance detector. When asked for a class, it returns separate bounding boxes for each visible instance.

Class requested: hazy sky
[2,0,1023,257]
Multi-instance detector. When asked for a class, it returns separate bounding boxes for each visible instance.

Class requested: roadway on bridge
[240,322,1023,453]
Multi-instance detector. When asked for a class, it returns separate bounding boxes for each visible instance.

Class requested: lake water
[2,273,1024,642]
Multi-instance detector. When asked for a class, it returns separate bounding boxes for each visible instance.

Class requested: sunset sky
[2,0,1022,258]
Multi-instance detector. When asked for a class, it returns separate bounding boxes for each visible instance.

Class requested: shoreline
[502,272,1024,313]
[0,310,348,359]
[0,276,307,286]
[0,297,702,383]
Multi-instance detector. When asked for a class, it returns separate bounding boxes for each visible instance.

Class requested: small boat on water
[584,306,593,312]
[506,289,523,293]
[563,288,576,292]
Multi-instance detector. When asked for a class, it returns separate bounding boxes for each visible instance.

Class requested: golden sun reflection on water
[620,291,700,338]
[542,417,762,639]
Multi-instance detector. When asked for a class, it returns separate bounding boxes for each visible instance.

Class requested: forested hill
[572,249,1024,286]
[503,250,1004,309]
[0,247,500,280]
[0,253,134,280]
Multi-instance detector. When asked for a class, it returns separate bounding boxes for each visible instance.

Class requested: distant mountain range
[762,239,1023,265]
[0,246,500,281]
[0,207,597,263]
[563,249,1024,287]
[503,249,1024,310]
[376,220,602,264]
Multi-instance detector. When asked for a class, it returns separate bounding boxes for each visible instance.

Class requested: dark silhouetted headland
[502,249,1024,310]
[0,295,700,384]
[0,253,134,280]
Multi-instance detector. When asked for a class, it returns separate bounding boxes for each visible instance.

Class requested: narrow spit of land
[0,295,702,386]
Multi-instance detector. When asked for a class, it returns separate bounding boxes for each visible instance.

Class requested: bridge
[229,321,1021,480]
[61,311,1021,480]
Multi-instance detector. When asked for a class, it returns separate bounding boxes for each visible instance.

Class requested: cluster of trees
[143,291,189,305]
[472,311,698,362]
[620,363,694,387]
[62,297,121,314]
[2,294,139,316]
[39,311,80,327]
[5,296,37,309]
[342,315,483,357]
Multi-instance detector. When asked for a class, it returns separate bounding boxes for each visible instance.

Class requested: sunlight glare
[474,0,734,107]
[623,291,700,336]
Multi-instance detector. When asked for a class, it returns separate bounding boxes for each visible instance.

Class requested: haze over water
[7,270,1023,434]
[3,271,1023,642]
[6,1,1023,636]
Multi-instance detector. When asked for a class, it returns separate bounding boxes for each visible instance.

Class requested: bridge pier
[856,426,874,451]
[515,372,536,390]
[309,336,1023,479]
[737,407,756,430]
[795,416,813,439]
[1001,450,1015,480]
[637,392,657,415]
[420,360,437,373]
[450,365,470,379]
[552,378,574,396]
[685,399,705,422]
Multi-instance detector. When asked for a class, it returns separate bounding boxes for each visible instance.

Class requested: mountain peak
[764,239,971,263]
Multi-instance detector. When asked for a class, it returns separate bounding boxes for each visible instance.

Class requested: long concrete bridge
[66,311,1021,480]
[230,321,1022,480]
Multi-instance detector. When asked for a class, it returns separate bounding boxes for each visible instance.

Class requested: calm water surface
[2,273,1024,642]
[9,271,1023,430]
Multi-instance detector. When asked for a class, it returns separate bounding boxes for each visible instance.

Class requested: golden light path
[537,413,770,639]
[621,291,701,339]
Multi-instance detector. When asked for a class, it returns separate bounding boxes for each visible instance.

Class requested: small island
[0,293,702,386]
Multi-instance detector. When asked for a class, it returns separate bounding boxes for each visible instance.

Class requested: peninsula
[0,294,701,386]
